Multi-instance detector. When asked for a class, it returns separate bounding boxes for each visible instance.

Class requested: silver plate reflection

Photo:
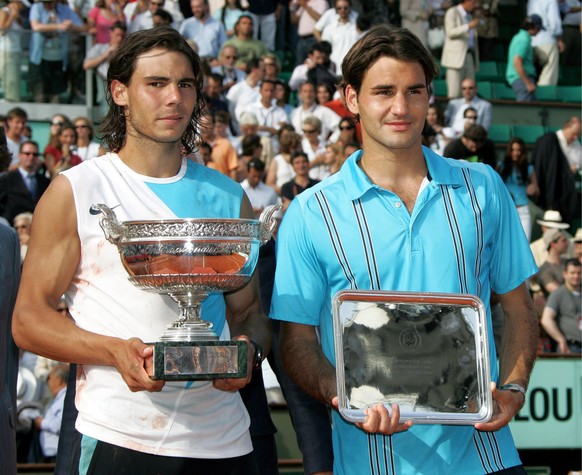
[333,291,492,425]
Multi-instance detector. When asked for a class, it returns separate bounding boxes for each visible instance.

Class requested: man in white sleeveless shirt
[12,27,271,475]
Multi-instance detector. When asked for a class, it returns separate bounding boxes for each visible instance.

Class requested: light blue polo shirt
[146,159,243,337]
[271,147,537,475]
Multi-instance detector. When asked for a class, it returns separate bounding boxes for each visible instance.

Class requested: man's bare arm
[540,306,570,353]
[475,283,538,431]
[279,321,337,404]
[12,175,163,392]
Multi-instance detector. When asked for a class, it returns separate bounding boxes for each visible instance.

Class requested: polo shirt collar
[342,146,465,201]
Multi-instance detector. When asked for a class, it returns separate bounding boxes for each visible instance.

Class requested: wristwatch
[499,383,526,399]
[250,339,264,371]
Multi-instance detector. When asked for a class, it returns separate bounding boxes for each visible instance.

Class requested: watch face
[332,290,493,425]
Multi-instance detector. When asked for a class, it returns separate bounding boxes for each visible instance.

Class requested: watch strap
[499,383,526,398]
[249,339,264,371]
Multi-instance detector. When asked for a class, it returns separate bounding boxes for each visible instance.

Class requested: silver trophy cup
[92,203,280,380]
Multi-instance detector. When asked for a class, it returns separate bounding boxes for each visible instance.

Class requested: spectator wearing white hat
[530,210,570,267]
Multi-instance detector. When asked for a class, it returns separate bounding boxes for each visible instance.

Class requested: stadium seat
[512,125,546,145]
[487,124,513,144]
[476,61,500,82]
[431,79,448,97]
[559,86,582,104]
[493,82,517,100]
[535,85,560,102]
[476,81,494,100]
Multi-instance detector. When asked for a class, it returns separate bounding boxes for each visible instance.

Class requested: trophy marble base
[152,340,248,381]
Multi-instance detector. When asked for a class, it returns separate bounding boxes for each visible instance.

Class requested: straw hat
[571,228,582,243]
[536,210,570,230]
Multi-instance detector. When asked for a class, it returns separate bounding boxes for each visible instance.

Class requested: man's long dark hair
[100,27,205,153]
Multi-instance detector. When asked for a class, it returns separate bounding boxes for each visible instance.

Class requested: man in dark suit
[532,116,581,228]
[0,125,21,475]
[0,141,50,225]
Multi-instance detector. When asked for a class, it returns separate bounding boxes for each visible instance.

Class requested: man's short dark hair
[236,14,253,25]
[341,25,439,96]
[564,258,581,271]
[247,157,265,173]
[463,124,488,143]
[208,72,224,85]
[6,107,28,122]
[100,27,205,153]
[312,41,332,56]
[19,140,39,153]
[245,58,261,75]
[260,79,277,89]
[463,106,478,118]
[110,21,127,32]
[152,9,173,25]
[290,151,308,165]
[242,135,261,156]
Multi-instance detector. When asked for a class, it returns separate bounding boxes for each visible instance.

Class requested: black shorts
[81,437,257,475]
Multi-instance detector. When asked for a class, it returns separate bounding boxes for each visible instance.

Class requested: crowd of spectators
[0,0,580,470]
[0,0,578,104]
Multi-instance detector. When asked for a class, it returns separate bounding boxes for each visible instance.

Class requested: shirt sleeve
[270,197,326,326]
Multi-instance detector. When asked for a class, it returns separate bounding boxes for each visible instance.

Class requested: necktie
[27,173,38,200]
[466,13,475,49]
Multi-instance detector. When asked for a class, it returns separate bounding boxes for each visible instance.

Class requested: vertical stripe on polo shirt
[353,198,381,290]
[441,186,469,293]
[473,430,507,473]
[460,168,485,296]
[315,191,358,289]
[366,433,395,475]
[387,434,396,475]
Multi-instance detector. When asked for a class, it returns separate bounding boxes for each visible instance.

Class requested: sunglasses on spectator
[336,6,350,10]
[75,124,90,129]
[302,129,317,134]
[21,151,40,157]
[465,115,477,120]
[52,121,65,126]
[339,125,354,130]
[224,55,238,59]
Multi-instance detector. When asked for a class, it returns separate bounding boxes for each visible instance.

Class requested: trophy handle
[90,203,124,244]
[258,204,282,244]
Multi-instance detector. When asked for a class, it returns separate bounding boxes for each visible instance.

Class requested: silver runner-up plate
[332,291,492,425]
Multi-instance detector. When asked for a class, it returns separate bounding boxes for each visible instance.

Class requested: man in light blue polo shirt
[271,25,539,475]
